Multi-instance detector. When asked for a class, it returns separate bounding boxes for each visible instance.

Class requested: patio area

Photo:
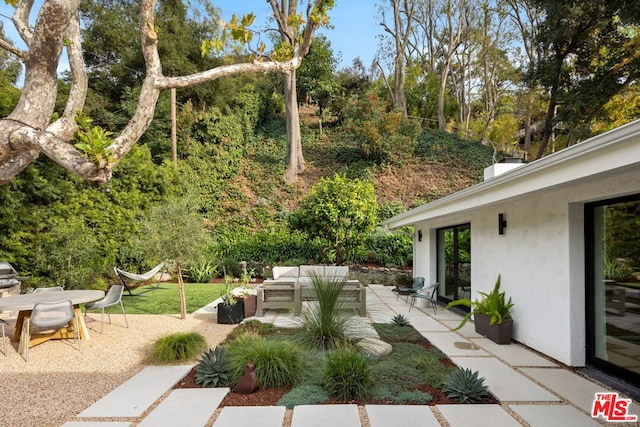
[61,285,640,426]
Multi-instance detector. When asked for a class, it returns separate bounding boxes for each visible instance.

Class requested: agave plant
[391,314,410,326]
[443,367,489,403]
[195,346,230,387]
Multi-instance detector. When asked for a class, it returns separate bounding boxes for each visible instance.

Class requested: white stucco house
[384,119,640,394]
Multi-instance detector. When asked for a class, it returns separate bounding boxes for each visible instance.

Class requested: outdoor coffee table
[0,289,104,353]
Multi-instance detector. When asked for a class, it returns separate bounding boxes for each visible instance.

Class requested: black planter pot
[475,313,512,345]
[217,302,244,324]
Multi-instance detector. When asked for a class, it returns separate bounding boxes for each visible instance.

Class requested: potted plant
[444,274,514,345]
[217,284,243,324]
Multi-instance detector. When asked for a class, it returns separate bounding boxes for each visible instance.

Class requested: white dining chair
[22,300,80,362]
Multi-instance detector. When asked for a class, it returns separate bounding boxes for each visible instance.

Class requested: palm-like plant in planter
[217,284,243,324]
[444,275,515,344]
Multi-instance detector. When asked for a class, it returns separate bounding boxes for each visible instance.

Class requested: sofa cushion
[324,266,349,278]
[299,265,324,278]
[272,266,299,280]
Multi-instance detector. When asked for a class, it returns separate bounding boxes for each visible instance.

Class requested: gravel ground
[0,312,235,427]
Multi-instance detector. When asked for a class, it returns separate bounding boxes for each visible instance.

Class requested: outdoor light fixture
[498,213,507,235]
[418,229,423,242]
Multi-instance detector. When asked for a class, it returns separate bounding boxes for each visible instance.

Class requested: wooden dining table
[0,289,105,353]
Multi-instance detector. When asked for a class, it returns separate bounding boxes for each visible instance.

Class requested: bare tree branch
[13,0,34,47]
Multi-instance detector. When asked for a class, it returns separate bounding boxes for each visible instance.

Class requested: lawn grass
[94,283,226,315]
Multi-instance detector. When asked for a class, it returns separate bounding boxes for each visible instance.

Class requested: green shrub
[187,260,218,283]
[364,231,413,268]
[443,368,489,403]
[220,258,242,278]
[289,174,377,264]
[147,332,208,364]
[225,332,302,389]
[323,347,372,400]
[277,385,329,408]
[195,346,230,387]
[295,275,357,350]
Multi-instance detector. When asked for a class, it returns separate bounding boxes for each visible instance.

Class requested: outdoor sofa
[255,265,366,316]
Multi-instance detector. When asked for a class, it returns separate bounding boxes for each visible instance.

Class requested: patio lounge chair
[114,260,168,296]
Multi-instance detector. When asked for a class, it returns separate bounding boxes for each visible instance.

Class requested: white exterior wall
[413,168,640,366]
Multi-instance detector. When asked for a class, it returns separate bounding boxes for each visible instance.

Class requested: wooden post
[177,263,186,319]
[171,88,177,167]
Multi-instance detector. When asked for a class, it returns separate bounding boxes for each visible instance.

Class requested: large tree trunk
[283,70,305,183]
[0,0,329,185]
[438,63,450,130]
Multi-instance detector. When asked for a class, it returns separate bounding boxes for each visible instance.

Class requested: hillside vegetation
[0,105,496,289]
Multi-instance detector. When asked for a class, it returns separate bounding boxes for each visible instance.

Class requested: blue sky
[214,1,381,70]
[0,1,381,78]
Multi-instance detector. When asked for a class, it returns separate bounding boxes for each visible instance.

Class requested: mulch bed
[174,339,498,406]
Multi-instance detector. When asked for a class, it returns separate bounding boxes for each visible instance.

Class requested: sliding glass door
[586,195,640,385]
[437,224,471,304]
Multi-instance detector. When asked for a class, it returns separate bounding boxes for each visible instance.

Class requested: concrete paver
[522,367,640,415]
[78,365,193,418]
[471,338,558,367]
[426,332,490,356]
[437,404,521,427]
[401,314,451,332]
[291,404,360,427]
[138,388,227,427]
[451,357,559,402]
[509,404,601,427]
[213,406,286,427]
[365,405,440,427]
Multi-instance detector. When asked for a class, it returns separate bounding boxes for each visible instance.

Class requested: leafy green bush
[289,174,378,264]
[213,228,320,265]
[187,260,218,283]
[364,230,413,268]
[277,385,329,408]
[443,368,489,403]
[225,332,302,389]
[323,347,372,400]
[147,332,208,364]
[195,347,230,387]
[342,92,405,163]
